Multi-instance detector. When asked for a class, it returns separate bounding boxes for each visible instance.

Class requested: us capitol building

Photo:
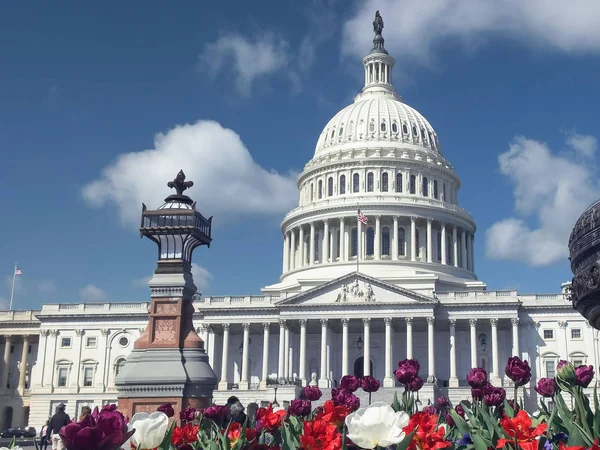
[0,14,594,431]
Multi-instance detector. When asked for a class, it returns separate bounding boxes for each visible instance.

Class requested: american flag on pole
[14,267,22,276]
[357,209,368,225]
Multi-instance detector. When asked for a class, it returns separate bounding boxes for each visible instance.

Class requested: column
[426,219,433,263]
[331,227,338,262]
[491,319,500,383]
[405,317,413,359]
[384,318,394,387]
[1,336,11,389]
[319,319,328,388]
[452,226,458,267]
[410,217,417,261]
[323,220,329,263]
[363,319,371,376]
[309,223,315,265]
[341,319,349,376]
[441,223,447,265]
[36,330,49,388]
[289,347,294,380]
[299,319,307,385]
[207,327,216,366]
[375,216,381,260]
[299,226,305,268]
[357,220,363,262]
[339,218,346,262]
[260,323,270,388]
[218,324,230,390]
[18,335,29,391]
[512,318,520,358]
[290,229,296,270]
[239,323,250,390]
[392,216,399,260]
[73,329,84,388]
[461,230,467,269]
[449,319,458,387]
[277,320,285,379]
[284,326,290,379]
[427,317,435,383]
[469,319,478,369]
[198,324,209,346]
[470,235,475,272]
[283,233,289,272]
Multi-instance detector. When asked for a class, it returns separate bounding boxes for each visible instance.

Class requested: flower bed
[10,357,599,450]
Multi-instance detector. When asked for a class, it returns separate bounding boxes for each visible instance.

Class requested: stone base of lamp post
[449,377,459,388]
[383,376,395,388]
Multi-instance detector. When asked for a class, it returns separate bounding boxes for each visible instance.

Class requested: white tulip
[345,402,410,449]
[128,411,169,450]
[0,447,23,450]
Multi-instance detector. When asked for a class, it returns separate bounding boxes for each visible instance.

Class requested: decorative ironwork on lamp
[356,336,363,351]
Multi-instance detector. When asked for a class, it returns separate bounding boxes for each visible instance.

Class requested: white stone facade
[0,16,596,431]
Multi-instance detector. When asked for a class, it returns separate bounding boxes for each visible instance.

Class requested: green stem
[573,387,593,442]
[545,397,557,439]
[513,385,519,416]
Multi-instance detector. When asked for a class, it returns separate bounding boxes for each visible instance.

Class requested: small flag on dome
[357,209,368,225]
[14,267,22,276]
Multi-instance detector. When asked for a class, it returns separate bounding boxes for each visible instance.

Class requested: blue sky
[2,0,600,309]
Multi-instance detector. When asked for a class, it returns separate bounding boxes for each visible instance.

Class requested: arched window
[437,232,442,262]
[398,228,406,256]
[412,125,418,137]
[402,123,408,134]
[443,183,446,201]
[115,358,126,377]
[351,228,358,257]
[367,172,374,192]
[409,175,416,194]
[318,180,323,199]
[380,122,387,132]
[338,127,344,136]
[382,227,390,256]
[310,183,314,201]
[392,122,398,133]
[433,180,438,199]
[366,227,375,256]
[381,172,389,192]
[340,175,346,194]
[415,229,420,259]
[422,177,429,196]
[396,173,403,193]
[369,121,375,132]
[330,129,335,140]
[328,177,334,197]
[348,122,354,135]
[353,173,360,192]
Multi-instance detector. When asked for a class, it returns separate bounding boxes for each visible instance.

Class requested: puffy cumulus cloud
[79,284,108,302]
[565,132,598,159]
[191,264,212,292]
[82,120,298,229]
[485,135,600,266]
[342,1,600,69]
[201,33,291,96]
[0,297,7,309]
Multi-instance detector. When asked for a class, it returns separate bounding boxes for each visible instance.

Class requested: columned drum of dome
[266,12,481,295]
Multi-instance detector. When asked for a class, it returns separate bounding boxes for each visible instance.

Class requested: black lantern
[569,200,600,329]
[356,336,363,351]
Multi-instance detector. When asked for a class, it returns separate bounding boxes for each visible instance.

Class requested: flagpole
[9,263,16,311]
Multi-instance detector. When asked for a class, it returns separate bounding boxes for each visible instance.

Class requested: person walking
[46,403,70,450]
[40,420,49,450]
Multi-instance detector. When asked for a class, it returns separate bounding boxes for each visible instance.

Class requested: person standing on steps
[46,403,70,450]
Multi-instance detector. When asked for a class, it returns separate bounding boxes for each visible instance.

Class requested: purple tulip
[483,384,506,407]
[575,365,595,388]
[445,413,455,426]
[302,385,322,401]
[471,386,485,400]
[467,367,488,388]
[332,388,360,411]
[556,360,577,388]
[436,396,451,410]
[395,359,420,384]
[505,356,532,387]
[422,406,436,415]
[557,360,569,371]
[455,405,465,417]
[157,403,174,418]
[534,378,557,397]
[60,406,133,450]
[288,399,311,416]
[361,376,380,393]
[340,375,361,392]
[179,407,196,423]
[203,405,228,422]
[407,376,424,392]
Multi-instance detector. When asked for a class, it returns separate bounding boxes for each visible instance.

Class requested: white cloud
[132,277,151,288]
[565,132,597,159]
[82,120,298,229]
[342,1,600,70]
[485,135,600,266]
[37,280,57,294]
[201,33,291,96]
[0,297,7,310]
[79,284,108,302]
[191,264,213,292]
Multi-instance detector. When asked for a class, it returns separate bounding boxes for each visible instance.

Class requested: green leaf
[503,399,514,419]
[472,433,490,450]
[594,384,600,437]
[8,436,15,449]
[449,410,470,437]
[158,420,176,450]
[395,426,418,450]
[281,420,300,450]
[568,422,593,447]
[393,391,402,412]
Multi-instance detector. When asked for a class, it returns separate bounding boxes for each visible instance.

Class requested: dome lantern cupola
[361,11,397,99]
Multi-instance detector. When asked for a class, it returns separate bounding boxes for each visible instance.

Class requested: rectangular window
[545,360,556,378]
[571,329,582,339]
[573,359,584,367]
[86,337,97,348]
[83,367,94,387]
[61,337,71,348]
[543,329,554,340]
[58,368,68,387]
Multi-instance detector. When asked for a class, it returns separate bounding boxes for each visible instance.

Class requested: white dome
[314,94,441,157]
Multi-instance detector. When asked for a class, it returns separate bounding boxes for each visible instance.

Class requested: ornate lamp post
[116,170,218,417]
[569,200,600,329]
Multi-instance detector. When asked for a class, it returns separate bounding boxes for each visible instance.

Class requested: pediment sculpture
[335,280,376,302]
